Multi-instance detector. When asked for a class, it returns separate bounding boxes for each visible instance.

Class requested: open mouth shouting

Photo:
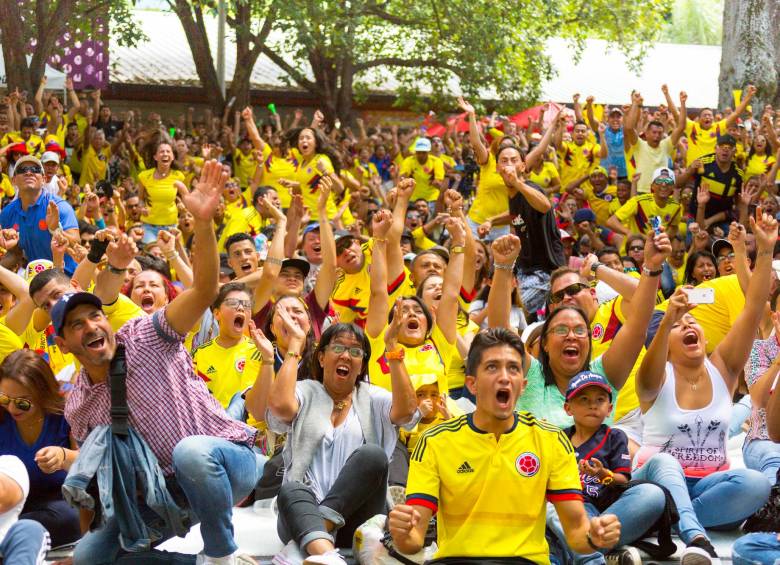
[495,387,512,410]
[140,294,156,313]
[239,262,253,274]
[335,362,351,379]
[562,344,581,361]
[682,330,699,349]
[232,312,246,333]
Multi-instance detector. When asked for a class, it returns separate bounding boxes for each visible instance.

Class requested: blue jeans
[730,396,753,438]
[743,438,780,484]
[142,223,177,245]
[546,483,667,564]
[466,216,510,241]
[733,533,780,565]
[632,453,771,544]
[0,519,50,564]
[73,436,261,564]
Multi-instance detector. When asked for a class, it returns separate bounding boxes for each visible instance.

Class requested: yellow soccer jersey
[445,305,480,393]
[685,119,728,166]
[399,413,449,453]
[193,337,262,408]
[406,412,582,563]
[0,322,23,365]
[581,183,618,226]
[217,207,269,251]
[22,320,73,376]
[1,174,15,198]
[557,140,601,188]
[399,154,445,203]
[467,153,509,225]
[79,145,111,189]
[232,148,259,188]
[745,153,776,181]
[261,147,297,209]
[292,153,339,221]
[613,194,681,238]
[527,161,561,194]
[655,275,744,354]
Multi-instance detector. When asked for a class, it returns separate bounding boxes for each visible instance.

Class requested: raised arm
[601,232,671,389]
[499,162,551,213]
[244,321,275,423]
[33,77,47,115]
[487,235,522,329]
[365,210,393,338]
[251,198,288,312]
[384,301,419,424]
[526,110,563,170]
[725,85,756,128]
[387,178,415,284]
[312,177,338,310]
[0,261,35,336]
[266,305,306,423]
[457,97,488,165]
[241,106,266,153]
[670,91,687,147]
[283,194,304,259]
[93,233,138,305]
[661,84,680,123]
[623,91,642,148]
[163,161,224,335]
[711,208,778,389]
[436,217,466,344]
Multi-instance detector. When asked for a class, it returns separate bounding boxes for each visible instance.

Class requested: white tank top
[635,358,731,478]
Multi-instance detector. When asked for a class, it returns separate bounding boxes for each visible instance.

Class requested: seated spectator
[0,455,51,564]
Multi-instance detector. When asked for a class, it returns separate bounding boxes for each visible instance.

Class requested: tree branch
[260,45,320,94]
[354,56,461,74]
[362,4,425,26]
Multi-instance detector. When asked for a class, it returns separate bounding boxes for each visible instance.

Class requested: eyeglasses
[15,165,43,175]
[549,282,589,304]
[548,324,589,338]
[628,245,644,252]
[717,253,736,263]
[0,392,32,412]
[327,344,364,358]
[222,298,251,310]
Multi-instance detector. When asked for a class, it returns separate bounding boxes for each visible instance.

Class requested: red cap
[8,143,28,156]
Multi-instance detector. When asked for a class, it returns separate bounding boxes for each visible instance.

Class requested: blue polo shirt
[0,191,78,274]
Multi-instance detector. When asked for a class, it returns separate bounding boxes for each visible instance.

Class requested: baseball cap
[302,222,321,237]
[573,208,597,224]
[559,229,574,242]
[403,252,417,263]
[50,292,104,336]
[651,167,675,184]
[590,166,608,177]
[521,321,544,344]
[7,143,28,156]
[565,371,613,402]
[608,107,623,116]
[281,258,311,278]
[25,259,54,283]
[45,142,67,159]
[414,138,432,152]
[716,134,737,147]
[711,239,734,257]
[13,155,41,173]
[40,151,60,164]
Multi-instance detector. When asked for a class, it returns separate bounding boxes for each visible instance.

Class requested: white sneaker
[195,552,258,565]
[303,549,348,565]
[272,540,306,565]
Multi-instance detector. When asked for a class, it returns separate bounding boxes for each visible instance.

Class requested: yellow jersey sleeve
[406,427,442,513]
[0,323,23,364]
[103,294,145,331]
[545,427,583,502]
[614,197,638,223]
[432,157,445,181]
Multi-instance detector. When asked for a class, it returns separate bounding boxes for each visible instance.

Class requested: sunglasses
[653,178,675,186]
[222,298,251,310]
[548,324,589,338]
[15,165,43,175]
[549,282,589,304]
[628,245,644,252]
[328,344,364,358]
[0,392,32,412]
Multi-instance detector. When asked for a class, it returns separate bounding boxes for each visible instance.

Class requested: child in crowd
[398,374,451,453]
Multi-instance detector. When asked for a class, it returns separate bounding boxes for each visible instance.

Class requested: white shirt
[0,455,29,541]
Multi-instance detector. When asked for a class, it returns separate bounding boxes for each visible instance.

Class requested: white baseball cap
[414,138,432,152]
[651,167,675,184]
[40,151,60,164]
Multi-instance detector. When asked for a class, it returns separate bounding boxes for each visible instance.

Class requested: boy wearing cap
[399,138,445,205]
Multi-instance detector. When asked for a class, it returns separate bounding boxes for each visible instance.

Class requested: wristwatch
[642,265,663,277]
[590,261,604,276]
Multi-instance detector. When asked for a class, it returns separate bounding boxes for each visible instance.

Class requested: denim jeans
[277,444,388,550]
[73,436,261,564]
[142,223,177,245]
[743,438,780,484]
[546,483,667,564]
[632,453,771,544]
[0,519,50,565]
[21,496,81,548]
[466,216,510,242]
[730,396,753,438]
[732,533,780,565]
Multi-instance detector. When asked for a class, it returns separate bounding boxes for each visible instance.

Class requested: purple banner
[49,32,109,90]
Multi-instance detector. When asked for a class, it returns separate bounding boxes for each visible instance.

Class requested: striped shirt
[65,309,256,475]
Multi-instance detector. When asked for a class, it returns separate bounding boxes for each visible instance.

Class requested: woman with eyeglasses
[488,231,670,429]
[0,349,80,547]
[265,311,417,563]
[631,211,779,564]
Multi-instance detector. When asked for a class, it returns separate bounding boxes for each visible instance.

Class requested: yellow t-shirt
[138,169,187,226]
[406,412,581,563]
[445,313,480,392]
[399,155,445,203]
[467,153,508,225]
[614,194,682,237]
[0,323,23,365]
[293,154,339,221]
[232,148,259,188]
[1,174,15,198]
[685,119,728,166]
[527,161,561,194]
[217,207,269,251]
[79,145,111,189]
[193,336,262,408]
[654,275,744,354]
[557,140,601,188]
[581,183,618,226]
[260,146,296,209]
[745,153,776,180]
[399,413,449,453]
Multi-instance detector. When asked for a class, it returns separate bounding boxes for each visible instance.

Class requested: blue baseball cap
[573,208,596,224]
[50,292,103,336]
[302,222,320,237]
[565,371,612,402]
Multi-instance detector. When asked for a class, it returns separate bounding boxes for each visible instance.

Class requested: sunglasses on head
[15,165,42,175]
[653,177,674,186]
[0,392,32,412]
[549,282,589,304]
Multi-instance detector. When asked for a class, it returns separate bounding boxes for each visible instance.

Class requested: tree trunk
[0,1,32,92]
[719,0,776,112]
[770,1,780,107]
[226,1,261,114]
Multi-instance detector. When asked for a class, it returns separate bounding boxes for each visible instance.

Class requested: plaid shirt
[65,309,257,475]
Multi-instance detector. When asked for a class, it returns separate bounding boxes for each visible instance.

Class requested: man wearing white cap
[40,151,64,196]
[399,137,445,209]
[607,167,682,247]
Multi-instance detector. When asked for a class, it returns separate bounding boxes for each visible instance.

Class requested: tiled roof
[111,10,720,107]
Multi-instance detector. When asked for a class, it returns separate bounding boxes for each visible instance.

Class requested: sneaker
[681,537,720,565]
[605,546,641,565]
[743,483,780,532]
[195,552,258,565]
[272,540,305,565]
[302,549,348,565]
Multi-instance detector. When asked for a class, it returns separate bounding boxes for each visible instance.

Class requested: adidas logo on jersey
[457,461,474,474]
[207,366,216,374]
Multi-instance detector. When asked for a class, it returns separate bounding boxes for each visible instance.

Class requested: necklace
[682,370,703,392]
[325,384,352,411]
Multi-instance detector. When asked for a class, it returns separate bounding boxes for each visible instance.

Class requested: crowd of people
[0,76,778,565]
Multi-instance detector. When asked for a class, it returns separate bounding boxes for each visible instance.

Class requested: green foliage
[659,0,723,45]
[265,0,674,116]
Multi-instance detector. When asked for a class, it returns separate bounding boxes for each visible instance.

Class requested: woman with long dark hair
[0,350,80,547]
[137,139,186,244]
[683,250,718,286]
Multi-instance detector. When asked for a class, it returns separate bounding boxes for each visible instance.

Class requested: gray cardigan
[267,379,415,485]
